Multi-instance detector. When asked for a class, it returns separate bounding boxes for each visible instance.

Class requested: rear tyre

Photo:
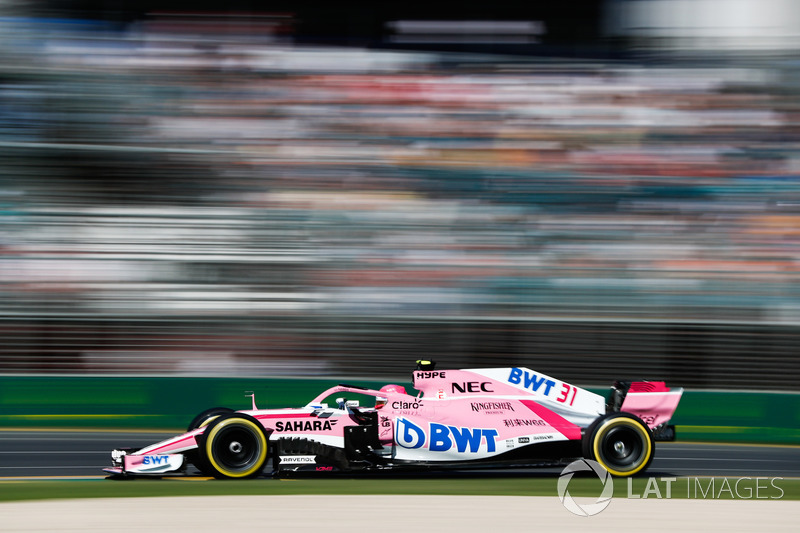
[583,412,654,477]
[202,414,269,479]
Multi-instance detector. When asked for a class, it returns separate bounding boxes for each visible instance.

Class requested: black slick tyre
[582,412,654,477]
[187,407,235,432]
[185,407,235,475]
[201,414,269,479]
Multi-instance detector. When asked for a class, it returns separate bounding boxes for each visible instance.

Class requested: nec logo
[142,456,168,465]
[451,381,493,393]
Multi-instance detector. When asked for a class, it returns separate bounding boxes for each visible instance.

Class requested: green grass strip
[0,477,797,502]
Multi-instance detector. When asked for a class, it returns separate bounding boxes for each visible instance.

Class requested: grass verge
[1,476,797,503]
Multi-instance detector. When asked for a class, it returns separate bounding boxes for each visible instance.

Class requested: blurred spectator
[1,13,799,389]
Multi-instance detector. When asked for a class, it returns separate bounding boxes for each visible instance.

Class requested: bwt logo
[395,418,498,453]
[508,367,556,395]
[142,456,168,465]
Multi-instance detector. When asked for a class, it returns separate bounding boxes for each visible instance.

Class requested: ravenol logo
[395,417,498,453]
[557,459,614,517]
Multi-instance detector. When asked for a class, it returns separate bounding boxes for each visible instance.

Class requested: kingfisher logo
[395,418,498,453]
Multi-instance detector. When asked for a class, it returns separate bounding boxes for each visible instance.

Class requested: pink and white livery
[104,361,682,479]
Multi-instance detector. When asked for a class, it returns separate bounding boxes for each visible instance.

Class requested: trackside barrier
[0,376,390,431]
[0,377,797,445]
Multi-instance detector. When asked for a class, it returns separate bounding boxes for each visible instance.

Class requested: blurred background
[2,0,800,393]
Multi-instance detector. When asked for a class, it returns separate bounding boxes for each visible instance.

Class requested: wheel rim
[206,418,267,478]
[599,426,644,467]
[592,417,652,476]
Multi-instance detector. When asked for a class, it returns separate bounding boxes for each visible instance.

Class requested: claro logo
[395,417,498,453]
[391,400,423,410]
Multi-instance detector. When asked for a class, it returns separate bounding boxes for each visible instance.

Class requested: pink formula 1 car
[104,362,682,479]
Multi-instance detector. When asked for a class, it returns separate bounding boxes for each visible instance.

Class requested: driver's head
[381,384,406,395]
[375,384,406,409]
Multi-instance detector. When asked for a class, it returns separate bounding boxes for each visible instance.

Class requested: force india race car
[104,362,683,479]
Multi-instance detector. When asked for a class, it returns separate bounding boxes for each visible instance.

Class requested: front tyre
[202,414,268,479]
[187,407,235,432]
[583,412,654,477]
[185,407,235,476]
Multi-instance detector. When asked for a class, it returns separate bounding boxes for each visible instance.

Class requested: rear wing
[608,380,683,441]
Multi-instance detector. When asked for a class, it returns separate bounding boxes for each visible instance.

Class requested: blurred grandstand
[1,7,800,390]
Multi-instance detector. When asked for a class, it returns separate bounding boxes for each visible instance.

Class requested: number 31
[556,383,577,406]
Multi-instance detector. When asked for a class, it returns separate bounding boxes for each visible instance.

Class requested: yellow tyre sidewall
[205,417,268,478]
[592,417,652,477]
[198,415,221,429]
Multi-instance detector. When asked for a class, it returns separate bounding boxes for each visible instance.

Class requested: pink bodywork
[111,367,682,473]
[620,383,683,429]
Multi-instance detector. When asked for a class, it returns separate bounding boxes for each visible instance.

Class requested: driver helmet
[375,384,406,409]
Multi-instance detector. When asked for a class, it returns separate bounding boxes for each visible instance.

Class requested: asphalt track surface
[1,429,798,479]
